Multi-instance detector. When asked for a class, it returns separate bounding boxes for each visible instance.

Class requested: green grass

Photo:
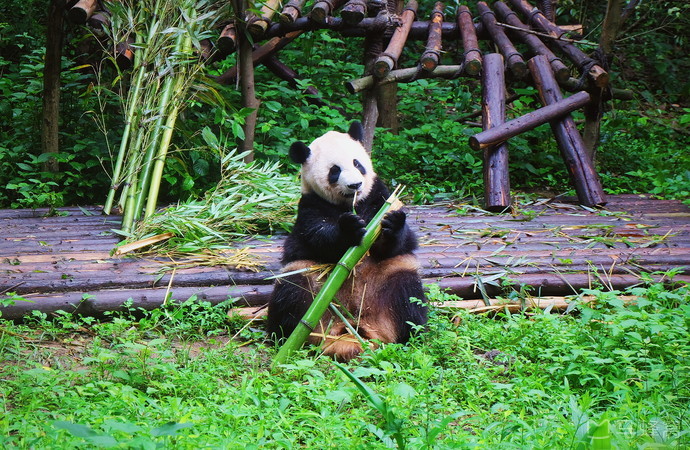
[1,278,689,448]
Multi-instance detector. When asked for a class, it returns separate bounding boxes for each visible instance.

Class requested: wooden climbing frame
[67,0,621,209]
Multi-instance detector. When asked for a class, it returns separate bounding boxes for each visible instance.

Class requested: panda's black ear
[347,121,365,143]
[289,141,310,164]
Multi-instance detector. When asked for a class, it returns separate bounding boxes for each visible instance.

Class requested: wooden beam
[528,55,606,207]
[470,90,591,150]
[481,53,511,211]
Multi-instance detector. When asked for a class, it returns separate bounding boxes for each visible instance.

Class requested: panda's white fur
[299,130,375,206]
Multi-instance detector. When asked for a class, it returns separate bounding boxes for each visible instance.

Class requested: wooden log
[217,22,237,55]
[341,0,367,25]
[435,273,690,300]
[247,0,283,38]
[560,77,633,100]
[264,16,481,41]
[263,55,335,110]
[115,35,135,70]
[507,0,609,88]
[470,90,591,150]
[493,1,569,83]
[234,0,259,163]
[280,0,306,23]
[346,65,465,94]
[87,11,110,35]
[310,0,348,23]
[536,0,556,23]
[230,295,639,320]
[6,269,688,320]
[68,0,98,25]
[527,55,606,207]
[481,53,511,211]
[420,2,445,72]
[477,2,527,79]
[456,6,482,75]
[373,0,418,78]
[215,31,302,85]
[0,285,274,321]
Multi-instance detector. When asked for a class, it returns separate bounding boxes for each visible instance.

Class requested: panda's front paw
[381,210,406,238]
[338,213,366,246]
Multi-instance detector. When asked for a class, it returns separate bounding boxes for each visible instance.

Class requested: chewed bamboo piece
[271,186,404,369]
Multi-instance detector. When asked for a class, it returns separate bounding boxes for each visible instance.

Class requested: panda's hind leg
[355,256,428,345]
[266,261,320,342]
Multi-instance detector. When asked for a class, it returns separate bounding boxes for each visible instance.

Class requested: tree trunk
[41,0,64,173]
[233,0,259,163]
[376,0,404,135]
[583,0,624,159]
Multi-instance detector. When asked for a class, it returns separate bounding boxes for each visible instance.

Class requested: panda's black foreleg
[370,210,418,261]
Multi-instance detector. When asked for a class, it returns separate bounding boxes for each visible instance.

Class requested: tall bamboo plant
[101,0,221,233]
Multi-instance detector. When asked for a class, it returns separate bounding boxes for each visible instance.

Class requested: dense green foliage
[1,278,688,447]
[1,1,689,209]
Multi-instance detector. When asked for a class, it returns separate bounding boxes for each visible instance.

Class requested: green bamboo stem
[120,124,147,233]
[103,7,162,215]
[271,187,403,369]
[143,28,193,219]
[132,55,177,222]
[104,32,146,215]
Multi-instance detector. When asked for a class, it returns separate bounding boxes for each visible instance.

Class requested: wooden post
[493,1,569,83]
[508,0,609,88]
[215,31,302,85]
[217,22,237,55]
[420,2,444,72]
[360,17,385,151]
[528,55,606,207]
[310,0,348,23]
[67,0,97,25]
[115,35,135,70]
[42,0,65,173]
[280,0,307,23]
[247,0,283,38]
[583,0,624,160]
[373,0,418,78]
[456,6,482,75]
[341,0,367,25]
[481,54,511,211]
[537,0,557,22]
[470,90,591,150]
[477,2,526,79]
[233,0,259,163]
[346,65,466,93]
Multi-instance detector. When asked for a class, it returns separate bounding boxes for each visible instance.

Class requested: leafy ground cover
[1,277,688,448]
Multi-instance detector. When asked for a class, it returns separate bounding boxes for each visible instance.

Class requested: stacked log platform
[2,195,689,320]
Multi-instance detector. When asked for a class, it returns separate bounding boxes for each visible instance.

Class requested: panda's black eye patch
[328,165,341,184]
[353,159,366,175]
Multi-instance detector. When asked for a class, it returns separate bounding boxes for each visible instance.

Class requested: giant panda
[266,121,427,361]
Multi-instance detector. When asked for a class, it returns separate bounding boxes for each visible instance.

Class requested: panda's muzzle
[343,182,362,198]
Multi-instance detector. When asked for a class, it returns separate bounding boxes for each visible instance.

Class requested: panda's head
[289,121,375,206]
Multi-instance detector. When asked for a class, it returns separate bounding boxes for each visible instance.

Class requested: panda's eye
[353,159,366,175]
[328,165,341,184]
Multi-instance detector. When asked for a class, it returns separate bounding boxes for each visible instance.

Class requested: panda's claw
[381,210,406,237]
[338,212,366,245]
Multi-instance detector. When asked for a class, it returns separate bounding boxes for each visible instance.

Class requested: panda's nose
[348,182,362,190]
